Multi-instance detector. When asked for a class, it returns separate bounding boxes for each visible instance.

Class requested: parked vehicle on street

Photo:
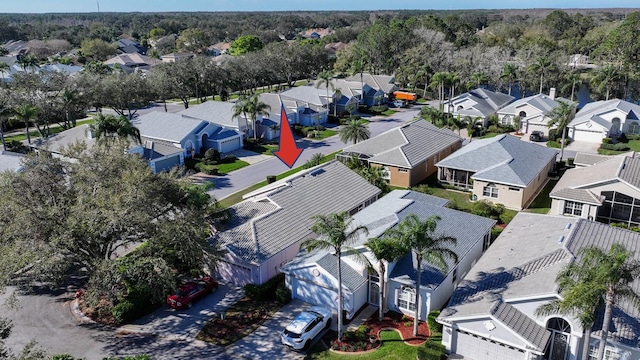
[281,306,332,351]
[167,276,218,309]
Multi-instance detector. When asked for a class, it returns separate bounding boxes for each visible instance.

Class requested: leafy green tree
[11,104,38,144]
[90,113,141,145]
[339,119,370,144]
[591,65,621,101]
[364,237,407,321]
[500,63,518,97]
[469,71,488,89]
[385,214,458,336]
[176,28,211,54]
[230,35,264,56]
[302,212,369,340]
[84,60,112,75]
[80,38,117,61]
[0,62,9,80]
[358,165,389,193]
[315,71,335,113]
[547,100,575,162]
[562,71,582,102]
[0,96,12,151]
[304,153,324,169]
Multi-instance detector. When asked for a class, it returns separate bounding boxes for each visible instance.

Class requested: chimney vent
[549,88,556,100]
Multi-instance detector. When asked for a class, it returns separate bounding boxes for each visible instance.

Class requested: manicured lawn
[306,329,421,359]
[598,140,640,155]
[477,132,503,139]
[525,179,558,214]
[311,129,338,140]
[217,160,250,174]
[244,141,278,155]
[380,109,397,116]
[218,151,340,207]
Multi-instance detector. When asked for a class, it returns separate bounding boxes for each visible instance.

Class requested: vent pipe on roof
[565,223,572,230]
[558,235,565,244]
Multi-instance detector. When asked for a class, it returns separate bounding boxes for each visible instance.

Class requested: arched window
[457,105,464,111]
[482,183,498,198]
[545,318,572,360]
[519,111,527,118]
[611,117,622,134]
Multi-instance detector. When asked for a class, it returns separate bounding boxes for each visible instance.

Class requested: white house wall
[569,122,608,143]
[550,198,599,220]
[259,238,307,285]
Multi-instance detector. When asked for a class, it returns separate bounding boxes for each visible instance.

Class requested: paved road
[211,106,424,200]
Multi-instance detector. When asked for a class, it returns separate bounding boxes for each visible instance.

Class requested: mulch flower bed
[322,311,430,353]
[365,311,430,345]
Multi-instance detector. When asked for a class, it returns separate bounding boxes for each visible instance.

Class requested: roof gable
[132,111,207,143]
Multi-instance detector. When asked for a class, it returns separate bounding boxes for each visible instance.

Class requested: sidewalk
[346,305,377,332]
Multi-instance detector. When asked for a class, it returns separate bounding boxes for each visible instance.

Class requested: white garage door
[454,331,526,360]
[219,137,241,153]
[572,129,604,143]
[217,260,252,285]
[293,278,337,309]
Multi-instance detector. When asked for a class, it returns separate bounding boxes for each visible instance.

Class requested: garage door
[454,331,525,360]
[153,154,181,173]
[293,278,337,308]
[572,129,604,143]
[217,260,252,285]
[528,123,550,136]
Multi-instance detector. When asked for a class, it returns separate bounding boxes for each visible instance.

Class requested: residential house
[324,42,347,57]
[436,134,557,210]
[210,42,231,54]
[133,111,243,157]
[0,151,24,172]
[1,62,82,82]
[314,78,362,115]
[549,152,640,226]
[178,101,252,141]
[116,38,147,55]
[256,93,296,140]
[568,99,640,143]
[211,161,381,286]
[282,190,496,320]
[103,53,161,73]
[300,28,333,39]
[26,123,184,174]
[443,88,515,127]
[496,90,574,136]
[567,54,596,69]
[338,120,463,188]
[438,212,640,360]
[345,73,399,106]
[279,86,330,126]
[160,52,195,63]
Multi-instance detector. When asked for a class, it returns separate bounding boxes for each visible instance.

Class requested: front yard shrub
[222,154,237,163]
[618,133,629,143]
[111,299,136,324]
[427,310,442,333]
[243,273,287,302]
[195,162,219,175]
[343,325,369,342]
[600,143,630,151]
[205,148,221,162]
[499,210,516,225]
[470,200,505,220]
[275,283,291,304]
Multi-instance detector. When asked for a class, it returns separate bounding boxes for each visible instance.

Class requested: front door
[368,274,380,306]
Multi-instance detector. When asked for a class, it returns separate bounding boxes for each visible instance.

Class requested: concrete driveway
[219,299,326,360]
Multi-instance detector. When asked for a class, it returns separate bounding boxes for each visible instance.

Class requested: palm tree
[11,104,39,144]
[0,62,10,82]
[352,60,366,105]
[528,56,555,95]
[17,55,39,73]
[364,237,407,321]
[469,72,488,89]
[302,212,370,340]
[0,100,12,151]
[547,100,575,162]
[316,71,335,114]
[62,89,79,128]
[562,71,583,102]
[417,64,433,99]
[591,65,621,101]
[304,152,324,169]
[430,72,449,111]
[500,63,517,97]
[339,119,370,144]
[385,214,458,336]
[232,94,270,141]
[90,113,141,145]
[535,255,603,360]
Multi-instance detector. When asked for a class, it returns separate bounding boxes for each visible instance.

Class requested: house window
[588,345,621,360]
[518,111,527,118]
[564,201,583,216]
[399,168,408,173]
[508,186,520,191]
[398,286,416,311]
[629,122,640,134]
[500,115,511,126]
[381,167,390,180]
[483,183,499,198]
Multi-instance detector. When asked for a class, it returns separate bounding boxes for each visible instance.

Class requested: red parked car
[167,276,218,309]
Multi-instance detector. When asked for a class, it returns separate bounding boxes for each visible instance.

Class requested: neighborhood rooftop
[178,101,240,128]
[132,111,208,143]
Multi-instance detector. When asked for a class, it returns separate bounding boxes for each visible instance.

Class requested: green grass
[598,140,640,155]
[305,329,421,359]
[218,151,340,208]
[217,160,250,174]
[477,132,502,139]
[246,143,278,155]
[380,109,397,116]
[525,179,558,214]
[311,129,338,140]
[4,118,95,143]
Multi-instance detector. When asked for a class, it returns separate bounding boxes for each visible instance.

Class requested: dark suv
[529,131,545,142]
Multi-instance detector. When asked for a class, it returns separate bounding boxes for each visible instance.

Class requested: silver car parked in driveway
[281,306,332,351]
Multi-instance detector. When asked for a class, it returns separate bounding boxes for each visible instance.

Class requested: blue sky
[1,0,639,13]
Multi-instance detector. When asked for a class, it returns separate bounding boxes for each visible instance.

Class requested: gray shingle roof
[280,86,327,106]
[447,88,514,118]
[342,120,462,168]
[132,111,205,143]
[178,101,241,128]
[140,136,184,158]
[213,161,381,264]
[573,152,613,167]
[436,134,557,187]
[569,99,640,127]
[549,188,603,205]
[498,93,561,116]
[317,253,367,291]
[491,302,551,351]
[440,212,640,352]
[345,73,398,93]
[388,194,496,289]
[31,124,96,154]
[0,151,24,172]
[618,156,640,188]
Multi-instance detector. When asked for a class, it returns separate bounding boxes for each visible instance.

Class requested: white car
[281,306,332,351]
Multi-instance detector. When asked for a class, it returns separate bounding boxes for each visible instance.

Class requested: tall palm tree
[562,71,583,102]
[417,64,433,99]
[591,65,621,101]
[0,99,12,151]
[62,89,79,128]
[232,94,270,141]
[535,255,603,360]
[364,237,407,321]
[0,62,10,82]
[385,214,458,336]
[528,56,554,94]
[316,71,334,114]
[352,60,366,105]
[430,72,449,111]
[302,212,370,340]
[469,72,488,89]
[11,104,39,144]
[90,113,141,145]
[500,63,517,97]
[339,119,370,144]
[547,100,575,162]
[17,55,39,73]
